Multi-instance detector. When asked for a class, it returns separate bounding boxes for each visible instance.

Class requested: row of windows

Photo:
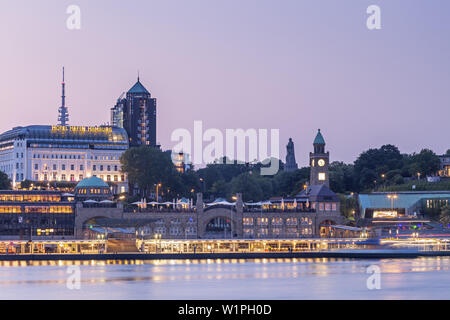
[0,206,73,213]
[34,164,120,171]
[0,195,61,202]
[150,226,197,235]
[77,188,110,195]
[243,227,309,237]
[34,173,125,182]
[311,202,338,211]
[33,154,120,161]
[243,217,312,226]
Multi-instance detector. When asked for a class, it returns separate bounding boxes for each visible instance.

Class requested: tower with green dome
[309,129,330,187]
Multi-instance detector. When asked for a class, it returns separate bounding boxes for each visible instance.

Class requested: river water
[0,257,449,299]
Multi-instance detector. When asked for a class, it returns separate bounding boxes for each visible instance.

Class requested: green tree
[439,207,450,227]
[273,168,309,197]
[0,171,11,190]
[339,194,359,220]
[408,149,441,177]
[210,179,231,198]
[329,162,356,193]
[230,173,264,202]
[20,179,32,189]
[354,145,404,191]
[121,146,176,197]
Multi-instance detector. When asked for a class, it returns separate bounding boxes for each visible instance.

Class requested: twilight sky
[0,0,449,166]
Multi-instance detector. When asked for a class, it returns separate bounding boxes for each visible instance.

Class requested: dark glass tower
[111,77,157,147]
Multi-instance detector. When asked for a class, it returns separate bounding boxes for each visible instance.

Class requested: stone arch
[318,219,338,238]
[198,207,239,239]
[74,205,124,237]
[82,216,110,228]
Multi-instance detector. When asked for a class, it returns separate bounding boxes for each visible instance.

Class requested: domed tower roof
[75,176,109,189]
[313,129,325,145]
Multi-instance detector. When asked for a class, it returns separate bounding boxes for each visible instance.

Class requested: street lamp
[387,194,398,210]
[155,183,162,202]
[231,196,237,239]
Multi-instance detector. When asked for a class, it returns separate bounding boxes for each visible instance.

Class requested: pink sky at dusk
[0,0,449,166]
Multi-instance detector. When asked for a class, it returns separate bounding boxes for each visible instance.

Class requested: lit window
[318,173,326,181]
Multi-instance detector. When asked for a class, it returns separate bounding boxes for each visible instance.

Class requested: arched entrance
[319,219,337,238]
[81,216,109,239]
[204,217,232,239]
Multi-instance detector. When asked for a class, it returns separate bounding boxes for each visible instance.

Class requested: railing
[243,208,316,213]
[123,207,196,213]
[82,203,117,208]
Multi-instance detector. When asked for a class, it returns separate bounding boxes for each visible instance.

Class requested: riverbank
[1,249,450,261]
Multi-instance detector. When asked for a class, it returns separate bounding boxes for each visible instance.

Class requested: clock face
[318,159,325,167]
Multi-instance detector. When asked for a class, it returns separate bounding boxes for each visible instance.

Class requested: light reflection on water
[0,257,450,299]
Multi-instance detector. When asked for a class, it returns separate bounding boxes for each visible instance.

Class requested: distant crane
[117,92,125,102]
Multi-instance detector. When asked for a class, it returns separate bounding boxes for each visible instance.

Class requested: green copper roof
[128,79,150,94]
[75,176,109,189]
[313,129,325,145]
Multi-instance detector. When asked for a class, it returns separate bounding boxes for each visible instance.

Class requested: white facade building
[0,125,129,193]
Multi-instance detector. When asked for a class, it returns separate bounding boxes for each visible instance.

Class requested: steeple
[313,129,325,145]
[313,129,325,153]
[58,67,69,126]
[310,129,330,187]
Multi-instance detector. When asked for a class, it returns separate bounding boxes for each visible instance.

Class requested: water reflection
[1,257,450,299]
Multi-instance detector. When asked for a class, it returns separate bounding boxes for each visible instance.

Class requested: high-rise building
[309,129,330,187]
[284,138,298,172]
[111,77,157,147]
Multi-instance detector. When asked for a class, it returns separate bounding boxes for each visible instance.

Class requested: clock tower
[310,129,330,187]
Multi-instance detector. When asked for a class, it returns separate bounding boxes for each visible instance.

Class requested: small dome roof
[313,129,325,145]
[75,176,109,189]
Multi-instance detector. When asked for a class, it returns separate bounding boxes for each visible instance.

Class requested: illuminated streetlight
[387,194,398,210]
[155,183,162,202]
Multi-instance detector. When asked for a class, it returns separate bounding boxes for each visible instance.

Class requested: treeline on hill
[119,145,449,203]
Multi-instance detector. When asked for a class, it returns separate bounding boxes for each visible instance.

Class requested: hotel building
[0,125,129,192]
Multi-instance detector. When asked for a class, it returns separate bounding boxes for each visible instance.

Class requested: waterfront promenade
[1,237,450,261]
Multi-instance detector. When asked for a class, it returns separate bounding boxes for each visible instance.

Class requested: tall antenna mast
[58,67,69,126]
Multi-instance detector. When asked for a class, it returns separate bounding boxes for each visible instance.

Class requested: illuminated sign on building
[373,210,398,218]
[51,126,112,135]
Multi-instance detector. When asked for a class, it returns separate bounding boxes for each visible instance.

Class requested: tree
[0,171,11,190]
[230,173,264,202]
[329,162,356,193]
[439,207,450,227]
[408,149,441,177]
[120,146,176,197]
[446,149,450,155]
[339,194,359,220]
[353,145,404,191]
[20,179,33,189]
[273,167,309,197]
